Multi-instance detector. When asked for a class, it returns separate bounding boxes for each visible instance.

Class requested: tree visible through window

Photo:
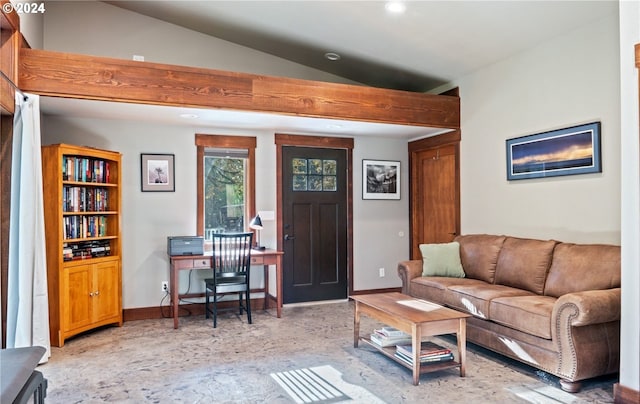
[204,154,246,236]
[195,134,256,242]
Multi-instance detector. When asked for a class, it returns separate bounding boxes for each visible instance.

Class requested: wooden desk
[169,249,284,329]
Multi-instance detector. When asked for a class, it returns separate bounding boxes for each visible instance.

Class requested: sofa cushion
[489,295,556,339]
[494,237,557,295]
[410,277,487,303]
[544,243,621,298]
[419,242,465,278]
[444,283,534,320]
[454,234,506,283]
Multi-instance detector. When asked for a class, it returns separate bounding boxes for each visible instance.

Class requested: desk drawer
[192,258,211,269]
[250,256,264,265]
[173,258,211,269]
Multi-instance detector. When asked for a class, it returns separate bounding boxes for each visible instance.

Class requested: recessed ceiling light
[179,113,199,119]
[385,1,406,14]
[324,52,341,61]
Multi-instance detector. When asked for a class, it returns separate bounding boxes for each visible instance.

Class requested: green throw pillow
[419,242,466,278]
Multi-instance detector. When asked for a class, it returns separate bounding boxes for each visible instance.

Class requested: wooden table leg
[458,318,467,377]
[353,302,360,348]
[275,254,283,318]
[412,325,421,385]
[171,263,179,329]
[263,264,269,311]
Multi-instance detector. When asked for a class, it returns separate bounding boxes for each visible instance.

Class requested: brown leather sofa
[397,234,620,392]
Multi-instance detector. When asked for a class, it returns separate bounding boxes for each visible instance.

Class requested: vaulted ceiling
[105,1,616,92]
[41,1,617,137]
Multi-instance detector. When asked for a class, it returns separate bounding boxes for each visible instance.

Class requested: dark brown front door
[281,146,348,303]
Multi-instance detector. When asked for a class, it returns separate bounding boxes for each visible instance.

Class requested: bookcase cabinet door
[93,260,121,322]
[63,264,93,332]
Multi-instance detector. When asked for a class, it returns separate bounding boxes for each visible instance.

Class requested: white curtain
[7,92,50,363]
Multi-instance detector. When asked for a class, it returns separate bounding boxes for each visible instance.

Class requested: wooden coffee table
[352,292,470,385]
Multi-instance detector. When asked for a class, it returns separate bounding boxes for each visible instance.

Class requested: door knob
[284,234,295,241]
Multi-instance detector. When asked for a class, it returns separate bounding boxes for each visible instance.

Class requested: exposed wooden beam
[1,0,20,114]
[0,0,19,32]
[19,48,460,129]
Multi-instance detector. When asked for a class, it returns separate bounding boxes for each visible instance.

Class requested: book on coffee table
[394,341,453,364]
[394,350,454,366]
[370,329,412,347]
[377,326,407,338]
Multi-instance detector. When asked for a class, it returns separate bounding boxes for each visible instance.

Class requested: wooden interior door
[409,136,460,259]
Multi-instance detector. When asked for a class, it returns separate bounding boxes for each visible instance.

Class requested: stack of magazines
[394,341,454,365]
[370,326,412,347]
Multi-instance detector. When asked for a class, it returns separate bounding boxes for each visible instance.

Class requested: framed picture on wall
[141,153,175,192]
[506,122,602,180]
[362,159,400,200]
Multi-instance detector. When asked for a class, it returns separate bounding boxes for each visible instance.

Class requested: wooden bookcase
[41,144,122,347]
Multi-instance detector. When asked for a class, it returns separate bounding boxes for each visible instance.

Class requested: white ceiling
[41,97,452,139]
[40,0,617,138]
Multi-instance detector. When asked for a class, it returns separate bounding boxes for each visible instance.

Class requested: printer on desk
[167,236,204,256]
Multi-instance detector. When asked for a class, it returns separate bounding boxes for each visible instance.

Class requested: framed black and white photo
[506,122,601,180]
[141,153,175,192]
[362,159,400,200]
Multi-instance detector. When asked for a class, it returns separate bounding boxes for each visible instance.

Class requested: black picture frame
[506,122,601,181]
[141,153,175,192]
[362,159,400,200]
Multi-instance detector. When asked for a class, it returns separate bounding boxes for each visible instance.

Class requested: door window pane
[291,158,337,192]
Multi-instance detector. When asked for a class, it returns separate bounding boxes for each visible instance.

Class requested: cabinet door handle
[89,292,94,297]
[95,290,100,296]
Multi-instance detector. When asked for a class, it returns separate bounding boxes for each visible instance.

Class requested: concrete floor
[38,301,616,403]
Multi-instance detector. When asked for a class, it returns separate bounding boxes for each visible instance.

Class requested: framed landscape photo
[362,159,400,200]
[506,122,601,181]
[141,153,175,192]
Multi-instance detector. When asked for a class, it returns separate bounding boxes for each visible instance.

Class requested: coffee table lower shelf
[359,337,463,375]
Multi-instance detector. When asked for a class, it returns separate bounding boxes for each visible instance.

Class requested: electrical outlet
[161,281,169,292]
[379,267,385,277]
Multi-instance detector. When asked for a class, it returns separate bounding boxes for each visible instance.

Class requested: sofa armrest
[397,260,422,295]
[553,288,621,327]
[552,288,621,380]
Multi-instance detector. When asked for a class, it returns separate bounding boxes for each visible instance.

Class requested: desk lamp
[249,215,265,250]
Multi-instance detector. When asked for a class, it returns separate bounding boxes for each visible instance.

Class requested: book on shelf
[394,351,454,366]
[394,341,454,365]
[62,156,111,183]
[370,331,412,347]
[63,240,111,261]
[377,326,407,338]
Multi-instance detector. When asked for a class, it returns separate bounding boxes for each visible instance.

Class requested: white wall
[353,137,409,290]
[40,1,356,84]
[451,11,621,244]
[41,117,409,306]
[39,2,627,300]
[35,0,411,306]
[14,3,43,49]
[41,118,283,307]
[619,0,640,394]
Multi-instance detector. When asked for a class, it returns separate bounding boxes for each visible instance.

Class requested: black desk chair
[204,232,253,328]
